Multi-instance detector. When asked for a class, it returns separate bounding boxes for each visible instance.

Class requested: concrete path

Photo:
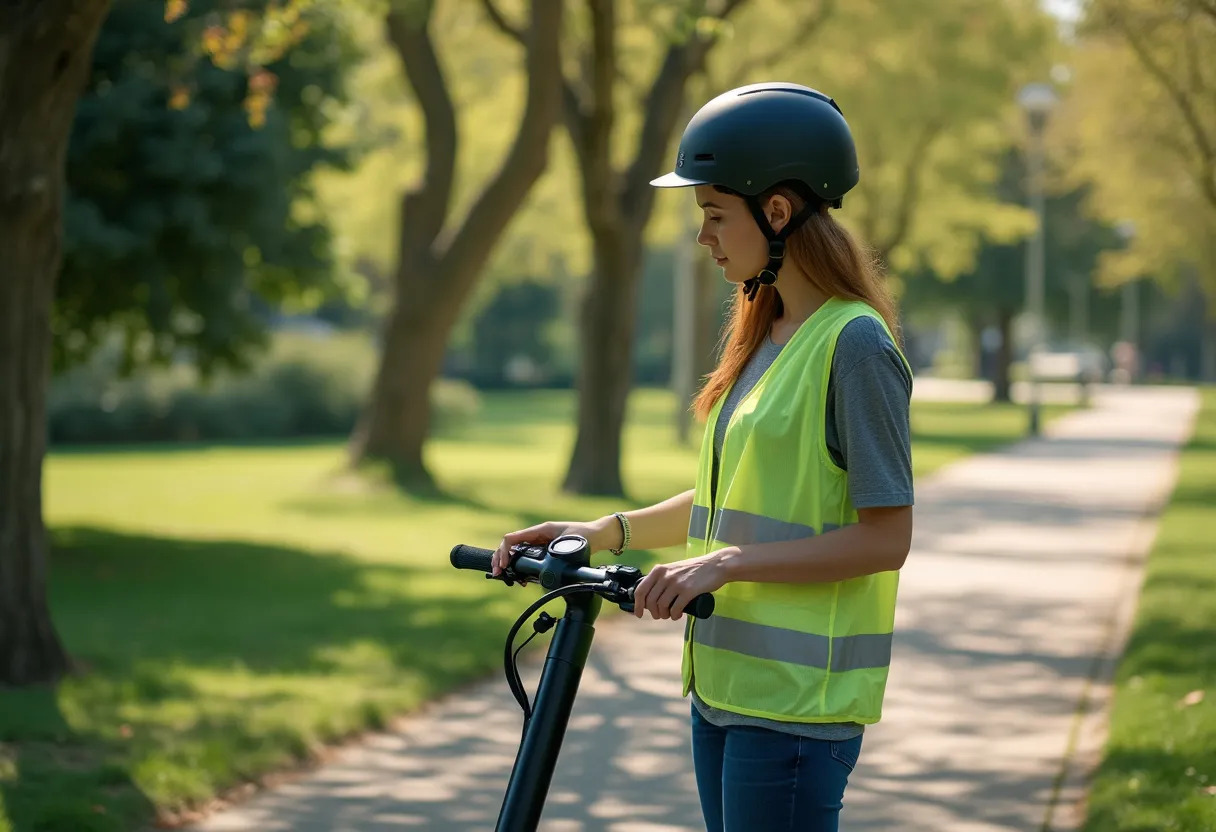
[190,386,1200,832]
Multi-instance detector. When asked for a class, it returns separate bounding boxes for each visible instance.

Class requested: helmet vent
[694,153,715,162]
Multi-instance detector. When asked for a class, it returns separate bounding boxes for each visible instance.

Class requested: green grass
[1082,387,1216,832]
[1,389,1071,831]
[908,398,1071,477]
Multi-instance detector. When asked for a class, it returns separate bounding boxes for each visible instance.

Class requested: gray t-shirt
[694,314,914,740]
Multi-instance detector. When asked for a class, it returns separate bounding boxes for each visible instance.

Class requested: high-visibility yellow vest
[683,297,909,725]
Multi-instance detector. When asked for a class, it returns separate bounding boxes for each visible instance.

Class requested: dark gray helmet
[651,82,860,300]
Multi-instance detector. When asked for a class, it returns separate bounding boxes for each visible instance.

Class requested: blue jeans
[690,703,863,832]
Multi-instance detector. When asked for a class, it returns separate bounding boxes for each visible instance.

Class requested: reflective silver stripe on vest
[709,508,840,546]
[694,615,892,672]
[688,505,712,541]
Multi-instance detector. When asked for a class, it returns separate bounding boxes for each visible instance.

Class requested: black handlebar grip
[626,588,716,619]
[450,544,495,572]
[687,593,715,619]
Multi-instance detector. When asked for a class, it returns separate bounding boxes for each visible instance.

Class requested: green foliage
[1062,0,1216,297]
[442,246,734,389]
[311,0,589,314]
[700,0,1057,281]
[462,279,566,388]
[902,150,1126,339]
[47,333,480,444]
[58,0,361,374]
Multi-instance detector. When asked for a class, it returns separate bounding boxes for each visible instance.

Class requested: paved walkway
[191,386,1200,832]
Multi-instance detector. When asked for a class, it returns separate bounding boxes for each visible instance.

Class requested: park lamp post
[1116,220,1140,381]
[1017,81,1057,437]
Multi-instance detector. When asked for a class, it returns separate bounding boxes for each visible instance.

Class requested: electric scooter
[449,534,716,832]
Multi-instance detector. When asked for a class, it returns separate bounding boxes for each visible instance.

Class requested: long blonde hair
[692,183,901,421]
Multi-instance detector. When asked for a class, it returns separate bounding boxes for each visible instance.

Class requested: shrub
[48,331,480,444]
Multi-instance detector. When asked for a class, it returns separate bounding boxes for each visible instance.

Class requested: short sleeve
[826,317,914,509]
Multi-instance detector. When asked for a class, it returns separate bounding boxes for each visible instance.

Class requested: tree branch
[587,0,616,159]
[441,0,564,289]
[853,126,884,245]
[478,0,526,45]
[560,76,588,159]
[721,0,835,87]
[716,0,749,21]
[620,0,753,226]
[1110,7,1216,209]
[875,119,944,262]
[562,0,620,229]
[615,45,652,104]
[1182,9,1211,106]
[1190,0,1216,24]
[385,3,457,254]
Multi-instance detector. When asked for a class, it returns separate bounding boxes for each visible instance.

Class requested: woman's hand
[631,553,728,621]
[490,518,617,578]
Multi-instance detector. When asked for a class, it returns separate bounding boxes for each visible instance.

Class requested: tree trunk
[347,274,458,489]
[559,0,749,497]
[1204,316,1216,383]
[347,0,563,488]
[562,227,643,495]
[674,245,719,445]
[693,256,721,384]
[968,313,987,380]
[993,307,1014,404]
[0,0,111,687]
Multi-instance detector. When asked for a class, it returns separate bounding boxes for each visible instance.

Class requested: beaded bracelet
[609,511,631,556]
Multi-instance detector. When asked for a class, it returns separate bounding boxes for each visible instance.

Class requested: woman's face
[693,185,790,284]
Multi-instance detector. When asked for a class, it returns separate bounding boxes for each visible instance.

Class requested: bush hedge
[48,332,481,444]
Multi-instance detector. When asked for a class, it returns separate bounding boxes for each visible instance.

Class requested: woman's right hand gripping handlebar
[491,517,619,579]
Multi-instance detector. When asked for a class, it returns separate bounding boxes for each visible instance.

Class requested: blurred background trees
[3,0,1216,685]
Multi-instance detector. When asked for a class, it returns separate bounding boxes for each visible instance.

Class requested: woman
[491,82,914,832]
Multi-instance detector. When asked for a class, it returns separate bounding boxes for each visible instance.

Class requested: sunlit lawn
[1082,387,1216,832]
[0,389,1072,831]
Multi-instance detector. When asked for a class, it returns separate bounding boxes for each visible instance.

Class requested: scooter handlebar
[449,543,715,619]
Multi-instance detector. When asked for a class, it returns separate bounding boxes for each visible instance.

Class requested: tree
[902,151,1124,400]
[746,0,1057,282]
[482,0,766,496]
[1062,0,1216,296]
[59,0,357,373]
[0,0,353,687]
[538,0,1055,495]
[1,0,112,688]
[345,0,564,488]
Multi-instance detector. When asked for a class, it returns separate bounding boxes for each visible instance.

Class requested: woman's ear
[765,194,793,234]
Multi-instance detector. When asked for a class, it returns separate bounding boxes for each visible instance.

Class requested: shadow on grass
[47,436,344,457]
[45,525,511,681]
[0,688,156,832]
[1,525,533,831]
[1170,479,1216,511]
[1111,552,1216,681]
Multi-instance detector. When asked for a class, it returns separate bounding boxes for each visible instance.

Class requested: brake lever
[602,563,643,612]
[486,571,531,588]
[487,542,545,587]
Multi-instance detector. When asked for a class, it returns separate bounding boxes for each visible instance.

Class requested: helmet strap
[741,196,820,302]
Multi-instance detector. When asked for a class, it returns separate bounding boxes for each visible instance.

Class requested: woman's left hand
[631,552,728,621]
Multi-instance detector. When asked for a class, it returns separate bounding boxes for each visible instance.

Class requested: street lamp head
[1017,82,1058,117]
